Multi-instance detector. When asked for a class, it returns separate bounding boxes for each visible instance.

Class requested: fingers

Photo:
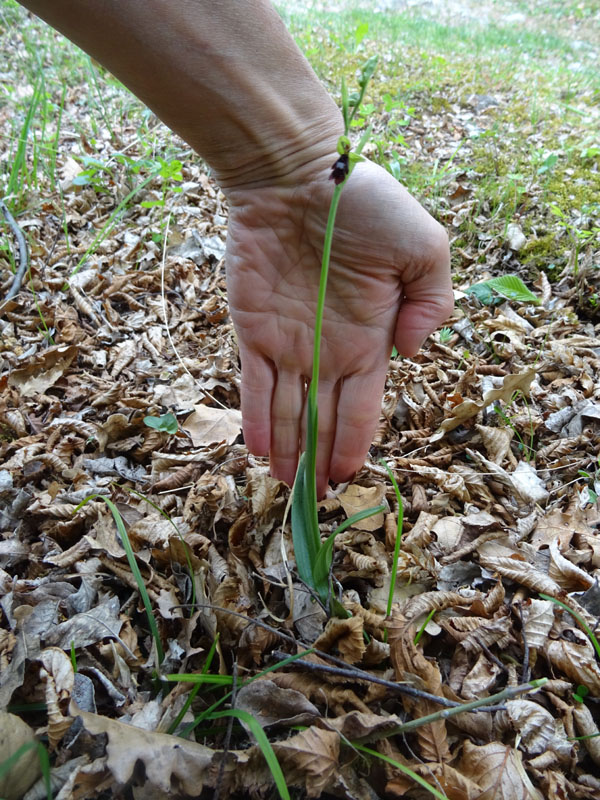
[329,370,387,486]
[238,346,274,457]
[394,224,454,356]
[313,379,340,499]
[269,369,305,488]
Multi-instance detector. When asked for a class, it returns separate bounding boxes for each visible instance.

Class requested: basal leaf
[291,453,319,588]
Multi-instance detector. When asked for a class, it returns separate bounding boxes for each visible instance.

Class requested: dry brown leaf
[266,672,371,714]
[235,679,320,729]
[273,726,339,799]
[573,704,600,767]
[7,344,78,397]
[476,424,515,465]
[431,368,537,440]
[181,404,242,446]
[313,615,366,664]
[0,712,41,800]
[389,618,451,763]
[548,538,593,591]
[505,699,572,759]
[39,647,75,749]
[69,703,218,794]
[458,741,544,800]
[477,553,562,596]
[545,632,600,694]
[520,599,555,650]
[338,483,386,531]
[411,464,470,502]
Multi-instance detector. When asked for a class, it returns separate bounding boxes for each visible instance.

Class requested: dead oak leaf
[459,741,544,800]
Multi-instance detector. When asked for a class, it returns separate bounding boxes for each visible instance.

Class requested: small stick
[353,678,548,745]
[271,651,501,712]
[1,199,29,302]
[173,601,491,709]
[518,603,531,684]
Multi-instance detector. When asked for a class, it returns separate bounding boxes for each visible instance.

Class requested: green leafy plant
[143,411,179,434]
[291,57,385,617]
[439,326,453,343]
[466,274,540,305]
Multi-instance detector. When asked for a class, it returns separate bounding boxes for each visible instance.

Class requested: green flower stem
[305,181,345,507]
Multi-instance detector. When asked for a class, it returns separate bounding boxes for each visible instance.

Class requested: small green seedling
[291,57,385,617]
[578,455,600,504]
[439,326,453,343]
[143,412,178,434]
[573,684,590,704]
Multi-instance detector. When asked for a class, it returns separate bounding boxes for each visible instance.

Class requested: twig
[1,199,29,302]
[213,661,238,800]
[352,678,548,745]
[173,601,494,710]
[518,602,531,683]
[271,651,501,712]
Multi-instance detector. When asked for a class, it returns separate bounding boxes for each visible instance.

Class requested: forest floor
[1,0,599,798]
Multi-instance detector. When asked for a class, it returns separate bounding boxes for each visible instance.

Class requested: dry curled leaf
[458,740,544,800]
[313,614,366,664]
[432,368,537,440]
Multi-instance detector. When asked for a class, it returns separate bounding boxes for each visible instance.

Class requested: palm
[225,160,452,495]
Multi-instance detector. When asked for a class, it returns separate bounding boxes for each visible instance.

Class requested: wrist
[214,114,344,193]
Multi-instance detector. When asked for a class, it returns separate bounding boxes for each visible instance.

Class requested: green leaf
[312,505,385,607]
[208,710,290,800]
[466,275,539,305]
[291,453,320,589]
[143,412,178,434]
[354,21,369,47]
[486,275,540,304]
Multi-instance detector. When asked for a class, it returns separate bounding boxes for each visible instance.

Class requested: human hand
[225,158,453,497]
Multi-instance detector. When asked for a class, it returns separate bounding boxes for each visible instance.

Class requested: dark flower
[329,153,349,185]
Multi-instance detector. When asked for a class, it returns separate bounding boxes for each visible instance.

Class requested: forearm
[19,0,343,188]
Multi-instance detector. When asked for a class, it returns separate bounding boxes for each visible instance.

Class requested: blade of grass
[0,741,52,800]
[175,648,314,739]
[166,635,221,735]
[207,709,290,800]
[381,460,404,619]
[74,494,164,665]
[122,485,197,614]
[354,744,448,800]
